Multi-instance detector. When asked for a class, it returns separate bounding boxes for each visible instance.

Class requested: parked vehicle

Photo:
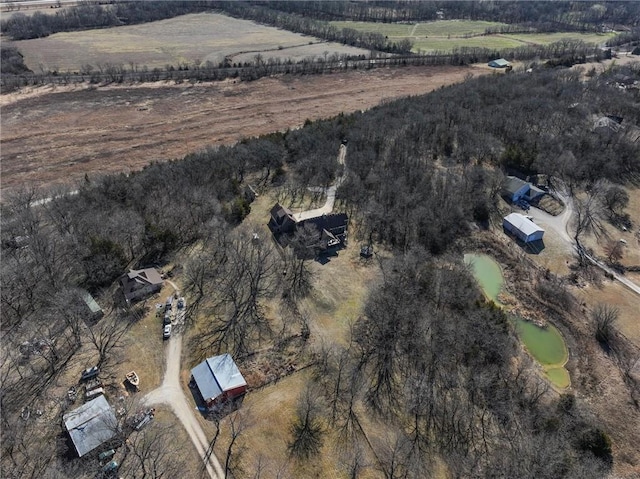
[102,461,118,473]
[164,296,173,312]
[80,366,99,382]
[163,312,171,325]
[163,324,172,339]
[177,297,185,309]
[98,449,115,461]
[85,387,104,400]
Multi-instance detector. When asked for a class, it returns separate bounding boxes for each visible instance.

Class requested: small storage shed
[488,58,510,68]
[63,396,117,457]
[503,213,545,243]
[191,354,247,409]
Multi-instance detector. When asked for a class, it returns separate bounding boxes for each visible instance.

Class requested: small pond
[464,253,570,389]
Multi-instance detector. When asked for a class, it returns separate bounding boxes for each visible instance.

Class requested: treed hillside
[2,66,638,477]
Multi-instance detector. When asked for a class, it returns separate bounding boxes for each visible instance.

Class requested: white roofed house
[503,213,545,244]
[190,354,247,410]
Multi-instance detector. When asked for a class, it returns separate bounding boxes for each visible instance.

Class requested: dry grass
[575,281,640,348]
[14,12,369,71]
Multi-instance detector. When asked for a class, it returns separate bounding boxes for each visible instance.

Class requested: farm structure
[488,58,510,68]
[80,290,104,321]
[63,396,118,457]
[119,268,163,303]
[268,203,348,252]
[190,354,247,409]
[502,176,546,204]
[503,213,545,243]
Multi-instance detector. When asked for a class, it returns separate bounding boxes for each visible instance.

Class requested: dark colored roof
[502,176,529,196]
[63,396,117,457]
[120,268,163,298]
[300,213,348,232]
[270,203,294,223]
[191,354,247,403]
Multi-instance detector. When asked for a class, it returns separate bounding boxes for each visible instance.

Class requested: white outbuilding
[503,213,545,243]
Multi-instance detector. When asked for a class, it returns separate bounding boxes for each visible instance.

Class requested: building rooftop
[503,176,529,196]
[504,213,544,236]
[63,396,117,457]
[191,353,247,402]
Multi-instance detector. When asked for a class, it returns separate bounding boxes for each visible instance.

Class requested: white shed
[503,213,545,243]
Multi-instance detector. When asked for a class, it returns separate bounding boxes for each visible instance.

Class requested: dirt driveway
[1,65,487,196]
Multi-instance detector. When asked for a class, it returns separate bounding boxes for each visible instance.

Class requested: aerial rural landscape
[1,1,639,478]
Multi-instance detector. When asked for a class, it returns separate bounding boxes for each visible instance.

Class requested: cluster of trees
[0,45,31,75]
[261,0,640,30]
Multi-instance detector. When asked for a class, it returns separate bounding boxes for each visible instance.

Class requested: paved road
[528,188,640,296]
[144,333,224,479]
[293,144,347,221]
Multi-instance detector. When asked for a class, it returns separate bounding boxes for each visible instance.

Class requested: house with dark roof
[502,176,545,204]
[268,203,297,234]
[190,354,247,409]
[63,396,118,457]
[268,203,348,254]
[119,268,163,303]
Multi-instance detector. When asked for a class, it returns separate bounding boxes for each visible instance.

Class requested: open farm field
[13,12,369,72]
[0,64,488,197]
[331,20,615,53]
[331,19,510,37]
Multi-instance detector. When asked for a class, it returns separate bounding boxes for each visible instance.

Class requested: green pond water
[464,253,570,389]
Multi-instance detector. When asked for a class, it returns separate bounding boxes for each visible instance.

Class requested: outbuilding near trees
[63,396,118,457]
[190,354,247,410]
[488,58,510,68]
[503,213,545,243]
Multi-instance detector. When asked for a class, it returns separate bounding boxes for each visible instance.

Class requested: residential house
[502,176,545,204]
[119,268,163,303]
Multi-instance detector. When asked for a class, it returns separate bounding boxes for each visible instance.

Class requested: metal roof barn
[503,213,545,243]
[191,354,247,408]
[63,395,117,457]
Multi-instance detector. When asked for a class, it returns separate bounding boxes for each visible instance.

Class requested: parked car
[80,366,99,382]
[163,312,171,325]
[163,324,172,339]
[177,297,185,309]
[164,296,173,312]
[98,449,115,462]
[102,461,118,473]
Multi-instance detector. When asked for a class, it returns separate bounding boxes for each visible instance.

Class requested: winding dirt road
[528,188,640,296]
[293,143,346,221]
[144,335,224,479]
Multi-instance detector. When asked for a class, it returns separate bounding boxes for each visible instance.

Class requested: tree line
[1,38,609,93]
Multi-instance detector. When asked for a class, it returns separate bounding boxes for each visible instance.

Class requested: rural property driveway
[293,144,347,221]
[528,189,640,296]
[144,335,224,479]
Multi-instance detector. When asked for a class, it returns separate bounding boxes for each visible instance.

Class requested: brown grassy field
[12,12,369,72]
[1,64,489,198]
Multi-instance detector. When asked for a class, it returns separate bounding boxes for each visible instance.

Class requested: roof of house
[270,203,295,224]
[301,213,349,233]
[191,353,247,402]
[125,268,163,285]
[502,176,529,196]
[489,58,510,67]
[504,213,545,237]
[63,396,117,457]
